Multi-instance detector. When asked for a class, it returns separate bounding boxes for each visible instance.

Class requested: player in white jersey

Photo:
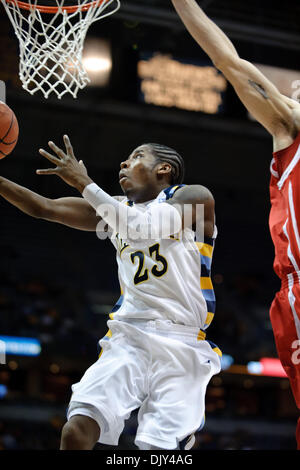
[0,137,221,450]
[111,185,216,328]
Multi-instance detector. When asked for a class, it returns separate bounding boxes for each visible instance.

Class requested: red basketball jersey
[269,131,300,285]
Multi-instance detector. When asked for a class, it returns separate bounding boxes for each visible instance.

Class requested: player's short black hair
[146,143,185,185]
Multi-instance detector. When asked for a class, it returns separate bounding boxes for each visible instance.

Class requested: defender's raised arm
[171,0,298,143]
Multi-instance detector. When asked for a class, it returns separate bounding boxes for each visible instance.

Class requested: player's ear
[157,163,172,177]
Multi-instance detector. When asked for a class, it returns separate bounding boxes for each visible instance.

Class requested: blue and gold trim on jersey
[110,294,124,313]
[196,236,216,331]
[126,184,185,207]
[98,328,112,359]
[98,329,111,358]
[98,289,124,358]
[207,340,222,357]
[163,184,185,200]
[197,330,206,341]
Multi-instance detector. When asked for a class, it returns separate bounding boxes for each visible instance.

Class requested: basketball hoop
[1,0,121,99]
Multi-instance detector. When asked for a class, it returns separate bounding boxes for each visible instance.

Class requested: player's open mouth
[119,171,129,182]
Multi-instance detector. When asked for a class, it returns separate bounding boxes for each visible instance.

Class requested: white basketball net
[1,0,121,99]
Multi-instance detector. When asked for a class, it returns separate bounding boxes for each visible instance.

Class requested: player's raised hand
[37,135,92,192]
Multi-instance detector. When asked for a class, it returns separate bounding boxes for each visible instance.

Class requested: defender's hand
[37,135,92,193]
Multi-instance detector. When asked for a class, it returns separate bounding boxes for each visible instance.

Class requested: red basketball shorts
[270,282,300,448]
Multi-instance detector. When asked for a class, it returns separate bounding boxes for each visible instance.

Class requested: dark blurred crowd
[0,416,295,450]
[211,272,278,362]
[0,272,106,359]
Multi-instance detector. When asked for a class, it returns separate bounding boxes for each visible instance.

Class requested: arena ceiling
[116,0,300,51]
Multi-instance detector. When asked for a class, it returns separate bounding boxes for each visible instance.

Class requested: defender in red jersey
[269,132,300,442]
[172,0,300,448]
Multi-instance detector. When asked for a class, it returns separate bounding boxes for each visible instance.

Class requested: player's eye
[134,154,143,159]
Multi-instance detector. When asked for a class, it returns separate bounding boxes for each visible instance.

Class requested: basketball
[0,101,19,159]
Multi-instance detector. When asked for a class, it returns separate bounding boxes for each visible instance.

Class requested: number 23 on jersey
[130,243,168,285]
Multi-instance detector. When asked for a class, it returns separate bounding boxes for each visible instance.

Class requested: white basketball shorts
[67,319,221,450]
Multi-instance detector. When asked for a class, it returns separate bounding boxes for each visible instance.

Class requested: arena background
[0,0,299,450]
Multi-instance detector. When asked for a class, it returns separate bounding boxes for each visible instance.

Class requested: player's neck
[129,183,171,204]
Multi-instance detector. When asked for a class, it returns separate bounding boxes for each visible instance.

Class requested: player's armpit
[217,57,296,137]
[166,185,215,237]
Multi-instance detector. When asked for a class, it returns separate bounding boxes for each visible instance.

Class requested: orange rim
[4,0,108,13]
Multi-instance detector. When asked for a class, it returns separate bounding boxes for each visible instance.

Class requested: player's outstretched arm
[171,0,297,139]
[0,176,101,231]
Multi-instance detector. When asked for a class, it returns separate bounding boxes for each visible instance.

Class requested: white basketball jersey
[109,185,217,331]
